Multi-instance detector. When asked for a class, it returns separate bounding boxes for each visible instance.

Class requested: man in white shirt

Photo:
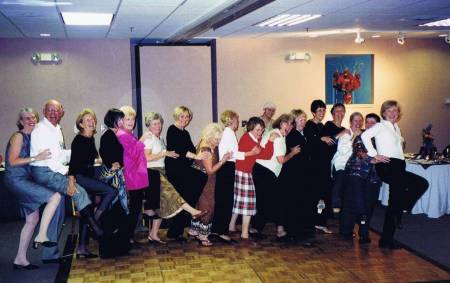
[30,100,102,262]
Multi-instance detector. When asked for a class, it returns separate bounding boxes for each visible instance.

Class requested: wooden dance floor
[67,226,449,283]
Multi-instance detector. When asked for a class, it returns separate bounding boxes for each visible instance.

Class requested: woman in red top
[231,117,279,240]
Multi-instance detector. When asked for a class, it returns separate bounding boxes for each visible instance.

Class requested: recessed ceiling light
[419,18,450,27]
[371,34,381,38]
[61,12,113,26]
[39,33,51,37]
[1,1,72,6]
[257,14,322,27]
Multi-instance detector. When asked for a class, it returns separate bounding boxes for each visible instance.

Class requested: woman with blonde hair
[361,100,428,249]
[188,123,231,246]
[141,111,207,244]
[117,105,149,243]
[5,108,60,269]
[69,108,117,258]
[165,106,208,242]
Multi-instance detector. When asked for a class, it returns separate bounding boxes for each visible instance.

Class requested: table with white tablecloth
[379,162,450,218]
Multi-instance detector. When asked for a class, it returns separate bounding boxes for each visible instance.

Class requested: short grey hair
[144,112,164,127]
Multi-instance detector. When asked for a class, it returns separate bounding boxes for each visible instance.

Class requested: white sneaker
[315,225,333,234]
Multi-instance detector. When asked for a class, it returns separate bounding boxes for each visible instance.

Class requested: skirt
[232,170,257,216]
[152,168,186,219]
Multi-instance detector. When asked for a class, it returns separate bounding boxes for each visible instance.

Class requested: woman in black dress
[165,106,208,242]
[279,109,314,241]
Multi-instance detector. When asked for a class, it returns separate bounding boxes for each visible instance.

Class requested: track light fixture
[354,30,365,44]
[397,33,405,45]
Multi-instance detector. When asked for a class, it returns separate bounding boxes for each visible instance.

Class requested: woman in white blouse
[211,110,260,243]
[331,112,363,212]
[141,112,207,244]
[252,114,300,240]
[361,100,428,249]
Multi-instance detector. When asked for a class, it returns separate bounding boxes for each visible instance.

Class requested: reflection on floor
[67,224,450,283]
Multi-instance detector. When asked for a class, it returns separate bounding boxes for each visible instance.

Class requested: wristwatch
[30,157,36,163]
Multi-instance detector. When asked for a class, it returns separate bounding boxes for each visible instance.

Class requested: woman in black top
[69,109,117,258]
[279,109,314,241]
[304,100,337,234]
[165,106,208,241]
[323,103,348,213]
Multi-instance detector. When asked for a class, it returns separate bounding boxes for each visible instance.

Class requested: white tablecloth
[379,163,450,218]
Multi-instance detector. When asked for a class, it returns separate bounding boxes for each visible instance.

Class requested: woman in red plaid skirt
[231,117,280,240]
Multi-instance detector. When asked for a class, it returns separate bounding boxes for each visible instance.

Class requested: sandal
[195,236,213,247]
[148,235,167,245]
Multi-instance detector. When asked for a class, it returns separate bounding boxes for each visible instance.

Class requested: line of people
[4,98,429,269]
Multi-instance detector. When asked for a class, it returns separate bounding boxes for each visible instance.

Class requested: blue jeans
[31,166,91,211]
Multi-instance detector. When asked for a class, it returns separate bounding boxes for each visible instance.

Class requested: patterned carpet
[67,224,450,283]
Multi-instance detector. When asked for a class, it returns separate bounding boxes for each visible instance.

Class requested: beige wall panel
[0,39,132,154]
[140,46,212,145]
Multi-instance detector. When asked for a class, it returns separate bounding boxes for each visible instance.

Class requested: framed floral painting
[325,54,374,104]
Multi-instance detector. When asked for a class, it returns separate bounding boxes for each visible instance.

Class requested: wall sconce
[31,52,62,65]
[286,52,311,61]
[397,33,405,45]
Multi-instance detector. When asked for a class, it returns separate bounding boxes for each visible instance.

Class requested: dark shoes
[208,234,237,244]
[13,263,39,270]
[379,239,402,249]
[275,235,292,243]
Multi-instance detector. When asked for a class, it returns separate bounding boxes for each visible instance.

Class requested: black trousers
[376,158,428,242]
[211,161,235,235]
[128,189,146,239]
[252,163,278,232]
[280,167,315,238]
[313,166,333,227]
[144,169,161,211]
[166,167,207,238]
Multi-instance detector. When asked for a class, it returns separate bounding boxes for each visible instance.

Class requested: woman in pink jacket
[117,105,149,243]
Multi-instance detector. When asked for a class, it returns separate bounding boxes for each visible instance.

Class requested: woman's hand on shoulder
[269,132,280,141]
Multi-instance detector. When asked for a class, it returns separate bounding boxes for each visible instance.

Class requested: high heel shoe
[147,235,167,245]
[192,210,208,220]
[13,263,39,270]
[32,240,58,249]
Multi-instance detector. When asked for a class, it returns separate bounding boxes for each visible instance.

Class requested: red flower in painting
[332,69,361,104]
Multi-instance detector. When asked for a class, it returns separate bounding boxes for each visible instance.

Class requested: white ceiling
[0,0,449,40]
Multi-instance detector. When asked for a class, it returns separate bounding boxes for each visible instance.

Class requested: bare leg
[34,193,61,243]
[14,211,39,265]
[149,218,164,242]
[229,213,238,232]
[181,203,201,216]
[241,215,251,239]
